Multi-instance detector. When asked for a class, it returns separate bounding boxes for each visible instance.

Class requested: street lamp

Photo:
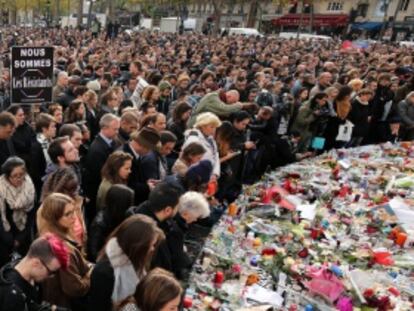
[46,0,51,27]
[1,1,6,26]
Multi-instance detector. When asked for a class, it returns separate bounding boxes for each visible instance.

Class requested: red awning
[272,14,349,27]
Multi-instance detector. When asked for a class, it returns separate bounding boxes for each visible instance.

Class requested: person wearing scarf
[0,157,35,267]
[29,113,56,197]
[88,215,164,311]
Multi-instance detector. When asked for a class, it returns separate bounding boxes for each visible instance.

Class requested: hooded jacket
[0,262,55,311]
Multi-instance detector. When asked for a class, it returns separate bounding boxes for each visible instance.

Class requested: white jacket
[182,128,220,177]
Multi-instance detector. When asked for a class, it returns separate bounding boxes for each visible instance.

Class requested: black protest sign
[11,47,54,104]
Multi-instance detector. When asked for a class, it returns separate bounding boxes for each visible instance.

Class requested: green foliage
[4,0,72,14]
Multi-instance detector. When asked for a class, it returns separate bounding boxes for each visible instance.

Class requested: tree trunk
[212,1,222,35]
[297,0,304,39]
[107,0,114,23]
[247,0,258,28]
[309,1,314,33]
[87,0,94,29]
[10,7,16,25]
[379,0,390,40]
[56,0,60,24]
[240,1,246,26]
[391,0,403,34]
[77,0,83,27]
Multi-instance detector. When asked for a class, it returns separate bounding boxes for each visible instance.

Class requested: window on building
[357,4,369,17]
[303,3,312,13]
[327,2,344,11]
[275,5,283,14]
[400,0,410,11]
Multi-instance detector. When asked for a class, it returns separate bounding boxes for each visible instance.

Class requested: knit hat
[158,80,172,92]
[86,80,101,92]
[177,73,191,85]
[132,127,161,150]
[185,160,213,184]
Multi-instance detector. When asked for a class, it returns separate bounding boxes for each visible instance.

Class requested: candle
[388,287,400,296]
[228,203,238,216]
[232,264,242,274]
[298,248,309,258]
[310,228,321,240]
[396,232,407,247]
[207,181,217,196]
[183,296,193,308]
[250,255,260,266]
[214,271,224,284]
[253,237,262,247]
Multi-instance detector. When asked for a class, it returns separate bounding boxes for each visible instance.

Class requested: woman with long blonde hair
[37,193,92,310]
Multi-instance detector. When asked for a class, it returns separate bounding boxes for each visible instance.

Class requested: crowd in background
[0,26,414,310]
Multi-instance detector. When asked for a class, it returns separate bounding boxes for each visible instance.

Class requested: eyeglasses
[63,209,76,218]
[39,258,58,277]
[9,172,26,180]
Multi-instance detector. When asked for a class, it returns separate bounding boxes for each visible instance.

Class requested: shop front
[272,13,349,36]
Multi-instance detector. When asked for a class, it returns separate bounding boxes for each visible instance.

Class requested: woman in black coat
[216,112,256,202]
[87,184,134,262]
[169,191,210,280]
[347,89,374,147]
[0,157,35,267]
[88,215,164,311]
[7,106,35,168]
[167,102,192,166]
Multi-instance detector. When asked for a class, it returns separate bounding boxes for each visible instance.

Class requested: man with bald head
[188,90,251,127]
[52,71,68,101]
[225,90,240,104]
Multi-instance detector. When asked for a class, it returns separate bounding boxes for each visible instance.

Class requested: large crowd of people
[0,25,414,310]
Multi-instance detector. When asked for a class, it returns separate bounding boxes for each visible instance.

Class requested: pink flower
[336,296,353,311]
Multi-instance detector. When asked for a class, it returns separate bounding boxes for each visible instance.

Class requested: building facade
[186,0,413,38]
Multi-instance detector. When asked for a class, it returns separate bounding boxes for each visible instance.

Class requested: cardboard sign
[11,47,54,104]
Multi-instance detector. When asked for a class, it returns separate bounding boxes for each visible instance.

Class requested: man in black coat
[85,104,99,141]
[0,234,70,311]
[83,113,120,223]
[114,111,139,148]
[0,112,16,168]
[120,127,160,205]
[7,106,35,168]
[29,113,57,198]
[368,73,395,144]
[140,131,176,182]
[126,182,181,273]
